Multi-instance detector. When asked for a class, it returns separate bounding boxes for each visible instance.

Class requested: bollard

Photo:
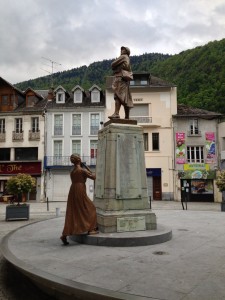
[56,207,60,217]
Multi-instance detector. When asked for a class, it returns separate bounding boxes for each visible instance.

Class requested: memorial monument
[94,46,157,233]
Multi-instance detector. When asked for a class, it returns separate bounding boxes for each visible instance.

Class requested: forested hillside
[150,39,225,114]
[15,53,170,91]
[15,39,225,114]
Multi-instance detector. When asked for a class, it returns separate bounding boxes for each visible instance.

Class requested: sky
[1,0,225,84]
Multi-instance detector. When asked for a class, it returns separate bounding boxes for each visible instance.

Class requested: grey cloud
[0,0,224,83]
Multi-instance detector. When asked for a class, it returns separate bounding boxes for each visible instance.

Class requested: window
[189,119,199,135]
[0,148,10,161]
[90,113,100,135]
[54,114,63,135]
[72,114,81,135]
[0,119,5,133]
[31,117,39,132]
[15,118,23,133]
[152,133,159,151]
[143,133,148,151]
[56,89,65,103]
[72,140,81,156]
[74,89,83,103]
[27,95,37,107]
[187,146,204,163]
[54,140,63,164]
[91,88,100,103]
[130,104,151,123]
[90,140,98,164]
[15,147,38,160]
[1,95,8,105]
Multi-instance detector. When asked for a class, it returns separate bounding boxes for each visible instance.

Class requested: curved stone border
[1,221,167,300]
[71,224,172,247]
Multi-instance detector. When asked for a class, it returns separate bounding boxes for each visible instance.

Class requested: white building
[44,84,106,202]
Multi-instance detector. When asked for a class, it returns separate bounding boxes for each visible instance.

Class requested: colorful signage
[176,132,185,164]
[0,162,41,175]
[205,132,216,163]
[179,164,216,179]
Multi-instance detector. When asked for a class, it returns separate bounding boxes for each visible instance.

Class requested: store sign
[179,164,215,179]
[0,162,41,175]
[184,164,209,171]
[146,168,161,177]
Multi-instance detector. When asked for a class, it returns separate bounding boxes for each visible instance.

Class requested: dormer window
[72,85,84,103]
[54,86,66,104]
[56,90,65,103]
[74,90,82,103]
[89,85,101,103]
[24,88,43,107]
[91,88,100,103]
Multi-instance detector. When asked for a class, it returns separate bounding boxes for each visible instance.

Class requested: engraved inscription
[117,217,146,232]
[116,134,142,199]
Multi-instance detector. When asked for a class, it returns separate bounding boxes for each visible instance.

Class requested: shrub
[216,170,225,192]
[6,173,36,195]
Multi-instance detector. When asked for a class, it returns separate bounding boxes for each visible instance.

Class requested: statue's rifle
[81,162,92,173]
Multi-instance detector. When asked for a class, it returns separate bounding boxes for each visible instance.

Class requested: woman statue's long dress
[60,154,98,245]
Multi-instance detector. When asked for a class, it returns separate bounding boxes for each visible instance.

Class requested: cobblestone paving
[0,216,56,300]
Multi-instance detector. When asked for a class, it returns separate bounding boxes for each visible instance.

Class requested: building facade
[44,84,106,202]
[105,73,177,201]
[0,77,46,201]
[173,104,222,202]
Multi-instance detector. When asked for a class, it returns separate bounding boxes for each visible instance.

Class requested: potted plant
[215,170,225,212]
[5,173,36,220]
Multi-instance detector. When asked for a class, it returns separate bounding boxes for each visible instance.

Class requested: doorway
[153,176,162,200]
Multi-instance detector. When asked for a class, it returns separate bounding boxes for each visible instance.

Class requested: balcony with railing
[129,116,161,127]
[130,116,152,123]
[12,131,24,141]
[0,132,6,142]
[29,130,40,141]
[44,156,97,168]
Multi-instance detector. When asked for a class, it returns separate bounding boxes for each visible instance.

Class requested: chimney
[48,87,54,101]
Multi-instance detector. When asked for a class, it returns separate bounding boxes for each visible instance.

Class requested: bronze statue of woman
[60,154,98,245]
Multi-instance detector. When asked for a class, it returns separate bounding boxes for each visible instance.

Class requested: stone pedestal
[94,122,156,233]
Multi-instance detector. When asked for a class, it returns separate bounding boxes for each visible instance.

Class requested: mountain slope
[15,39,225,114]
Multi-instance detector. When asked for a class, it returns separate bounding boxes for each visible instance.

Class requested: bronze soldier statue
[108,46,133,120]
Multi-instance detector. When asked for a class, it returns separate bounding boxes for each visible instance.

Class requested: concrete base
[96,209,156,233]
[94,123,157,233]
[71,224,171,247]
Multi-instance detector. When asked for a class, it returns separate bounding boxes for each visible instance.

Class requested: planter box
[6,205,30,221]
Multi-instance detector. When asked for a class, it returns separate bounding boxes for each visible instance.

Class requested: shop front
[0,161,42,201]
[179,164,216,202]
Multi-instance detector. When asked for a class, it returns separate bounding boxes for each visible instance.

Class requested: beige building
[105,73,177,201]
